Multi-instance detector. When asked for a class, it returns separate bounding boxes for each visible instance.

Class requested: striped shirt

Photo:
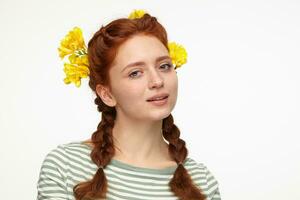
[36,141,221,200]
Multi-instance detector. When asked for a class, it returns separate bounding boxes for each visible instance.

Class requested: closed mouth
[147,95,168,102]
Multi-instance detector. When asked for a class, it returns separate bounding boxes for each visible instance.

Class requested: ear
[95,84,116,107]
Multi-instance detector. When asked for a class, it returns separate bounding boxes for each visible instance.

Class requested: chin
[147,108,173,121]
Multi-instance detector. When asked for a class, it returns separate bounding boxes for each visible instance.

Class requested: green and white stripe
[37,142,221,200]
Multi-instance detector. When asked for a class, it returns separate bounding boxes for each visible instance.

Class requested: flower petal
[168,42,188,69]
[58,27,87,59]
[128,9,146,19]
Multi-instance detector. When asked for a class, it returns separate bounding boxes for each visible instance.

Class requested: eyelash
[129,63,173,78]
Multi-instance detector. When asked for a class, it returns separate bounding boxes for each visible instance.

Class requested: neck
[112,112,170,164]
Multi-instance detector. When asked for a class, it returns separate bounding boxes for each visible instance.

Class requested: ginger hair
[73,13,206,200]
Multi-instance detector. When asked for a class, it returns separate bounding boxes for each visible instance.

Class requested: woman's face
[100,34,178,122]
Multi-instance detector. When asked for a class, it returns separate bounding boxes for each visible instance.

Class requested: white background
[1,0,299,199]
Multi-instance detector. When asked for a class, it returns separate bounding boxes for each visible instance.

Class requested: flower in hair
[128,9,146,19]
[63,54,89,87]
[168,42,188,69]
[58,27,87,59]
[58,27,89,87]
[58,10,188,87]
[128,9,188,69]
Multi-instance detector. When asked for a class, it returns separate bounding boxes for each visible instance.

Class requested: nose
[148,69,164,89]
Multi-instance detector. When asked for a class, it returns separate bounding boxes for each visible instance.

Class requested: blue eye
[129,70,141,78]
[160,63,173,70]
[128,63,172,79]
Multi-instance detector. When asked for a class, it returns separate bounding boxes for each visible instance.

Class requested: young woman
[37,11,221,200]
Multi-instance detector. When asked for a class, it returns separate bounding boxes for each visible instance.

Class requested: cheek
[113,81,145,104]
[169,74,178,107]
[167,72,178,90]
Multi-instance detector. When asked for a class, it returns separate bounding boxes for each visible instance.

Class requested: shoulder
[39,141,93,173]
[43,141,91,160]
[37,142,94,198]
[185,157,221,200]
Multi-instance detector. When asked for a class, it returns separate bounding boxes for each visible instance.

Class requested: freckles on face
[107,34,177,117]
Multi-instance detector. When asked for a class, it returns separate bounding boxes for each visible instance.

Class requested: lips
[147,93,169,101]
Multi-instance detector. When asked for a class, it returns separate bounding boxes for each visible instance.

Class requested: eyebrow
[121,55,171,72]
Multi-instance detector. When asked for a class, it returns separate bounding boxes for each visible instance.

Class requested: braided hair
[73,13,206,200]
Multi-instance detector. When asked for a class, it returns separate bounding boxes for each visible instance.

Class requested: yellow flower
[58,27,86,59]
[63,63,90,87]
[168,42,188,69]
[128,9,146,19]
[58,26,90,87]
[68,53,89,66]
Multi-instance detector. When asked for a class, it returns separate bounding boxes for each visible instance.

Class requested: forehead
[112,35,169,67]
